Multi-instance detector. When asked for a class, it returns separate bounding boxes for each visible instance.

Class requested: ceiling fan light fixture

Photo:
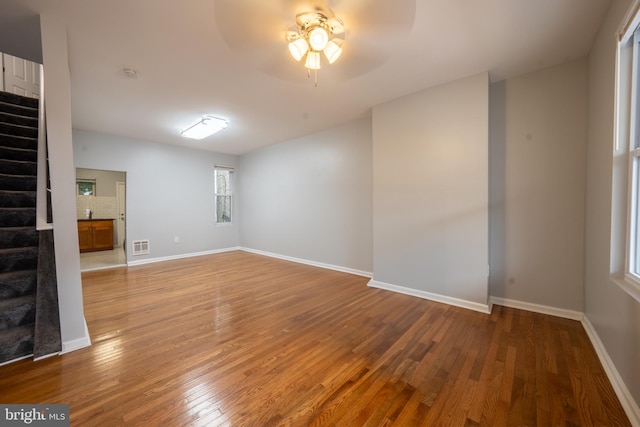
[323,40,342,64]
[308,26,329,51]
[286,4,345,85]
[181,116,228,140]
[288,37,309,61]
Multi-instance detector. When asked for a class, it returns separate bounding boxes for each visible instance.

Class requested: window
[77,179,96,196]
[215,166,233,224]
[614,5,640,302]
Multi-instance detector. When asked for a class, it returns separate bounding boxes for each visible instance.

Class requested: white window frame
[614,4,640,303]
[76,178,96,196]
[214,166,234,225]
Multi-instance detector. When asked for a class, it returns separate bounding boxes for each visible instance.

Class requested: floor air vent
[132,240,150,256]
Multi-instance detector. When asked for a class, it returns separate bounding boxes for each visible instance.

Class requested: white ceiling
[2,0,613,155]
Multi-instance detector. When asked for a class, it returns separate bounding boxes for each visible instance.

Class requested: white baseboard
[490,296,584,321]
[0,354,31,367]
[240,247,373,278]
[582,317,640,427]
[61,317,91,354]
[367,279,491,314]
[127,247,242,267]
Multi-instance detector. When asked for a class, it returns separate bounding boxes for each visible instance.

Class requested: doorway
[76,168,127,271]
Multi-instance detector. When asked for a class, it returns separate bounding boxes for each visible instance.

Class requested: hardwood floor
[0,251,630,426]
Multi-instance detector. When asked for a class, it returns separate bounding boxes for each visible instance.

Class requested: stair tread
[0,92,39,108]
[0,226,37,231]
[0,159,37,165]
[0,270,38,300]
[0,323,35,338]
[0,207,36,211]
[0,172,37,178]
[0,246,38,255]
[0,294,36,308]
[0,269,37,282]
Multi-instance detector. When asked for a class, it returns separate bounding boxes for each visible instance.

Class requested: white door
[116,181,126,250]
[2,53,40,98]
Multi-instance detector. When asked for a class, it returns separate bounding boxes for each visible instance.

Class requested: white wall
[371,73,489,310]
[40,15,89,351]
[238,117,373,275]
[489,59,587,311]
[585,0,640,416]
[73,130,239,261]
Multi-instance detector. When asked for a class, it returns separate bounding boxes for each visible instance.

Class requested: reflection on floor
[80,247,127,272]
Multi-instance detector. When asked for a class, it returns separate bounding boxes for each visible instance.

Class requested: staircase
[0,91,41,363]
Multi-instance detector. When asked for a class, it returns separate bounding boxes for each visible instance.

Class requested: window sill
[611,275,640,304]
[215,222,233,227]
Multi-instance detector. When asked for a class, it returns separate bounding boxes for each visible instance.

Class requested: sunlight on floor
[80,247,127,272]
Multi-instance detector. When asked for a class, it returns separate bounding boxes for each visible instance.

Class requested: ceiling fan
[212,0,416,84]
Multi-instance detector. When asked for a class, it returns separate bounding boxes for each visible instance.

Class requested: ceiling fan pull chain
[314,70,318,87]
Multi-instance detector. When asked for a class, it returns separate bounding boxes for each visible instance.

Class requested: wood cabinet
[78,219,114,252]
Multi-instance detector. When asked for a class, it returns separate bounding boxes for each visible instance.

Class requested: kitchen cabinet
[78,219,114,252]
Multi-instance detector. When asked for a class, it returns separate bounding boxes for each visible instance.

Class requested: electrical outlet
[174,236,179,243]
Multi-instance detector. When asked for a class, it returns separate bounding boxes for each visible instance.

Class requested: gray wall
[585,0,640,410]
[0,5,42,64]
[238,117,373,274]
[73,130,239,261]
[489,58,587,311]
[372,73,489,308]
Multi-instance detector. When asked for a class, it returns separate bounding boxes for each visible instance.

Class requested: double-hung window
[215,166,233,224]
[615,5,640,301]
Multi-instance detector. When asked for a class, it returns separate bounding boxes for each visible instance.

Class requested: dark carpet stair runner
[0,91,60,364]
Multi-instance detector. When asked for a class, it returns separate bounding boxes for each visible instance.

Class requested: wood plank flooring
[0,251,630,426]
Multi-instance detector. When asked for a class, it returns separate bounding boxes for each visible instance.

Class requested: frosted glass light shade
[305,51,321,70]
[181,116,228,140]
[308,27,329,51]
[323,40,342,64]
[288,38,309,61]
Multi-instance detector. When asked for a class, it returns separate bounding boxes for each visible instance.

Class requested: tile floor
[80,247,127,271]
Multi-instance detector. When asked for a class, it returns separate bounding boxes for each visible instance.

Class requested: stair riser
[0,191,36,208]
[0,102,38,120]
[0,92,39,109]
[0,159,37,176]
[0,229,38,249]
[0,135,37,151]
[0,253,37,274]
[0,111,38,128]
[0,146,37,162]
[0,174,36,191]
[0,123,37,139]
[0,271,37,299]
[0,297,35,330]
[0,209,35,227]
[0,325,34,362]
